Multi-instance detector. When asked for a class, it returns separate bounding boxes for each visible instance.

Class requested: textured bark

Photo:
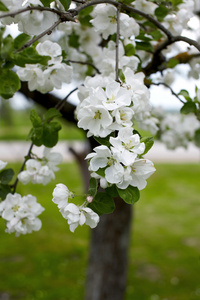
[85,198,133,300]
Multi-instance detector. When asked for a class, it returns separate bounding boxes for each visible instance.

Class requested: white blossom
[0,193,44,236]
[18,147,62,185]
[60,203,99,232]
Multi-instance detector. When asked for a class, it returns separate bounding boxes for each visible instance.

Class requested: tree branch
[66,60,100,74]
[115,5,121,82]
[151,82,185,104]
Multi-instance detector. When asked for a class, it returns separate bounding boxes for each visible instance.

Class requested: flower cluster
[52,184,99,232]
[86,128,155,190]
[0,193,45,236]
[18,147,62,185]
[76,68,159,138]
[17,40,73,93]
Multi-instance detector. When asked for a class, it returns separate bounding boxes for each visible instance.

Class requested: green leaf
[172,0,183,6]
[14,47,50,67]
[95,168,106,178]
[117,185,140,204]
[178,89,192,101]
[89,192,115,214]
[94,135,110,147]
[0,68,21,99]
[29,127,43,146]
[105,185,118,198]
[88,178,98,197]
[180,102,197,114]
[30,109,42,127]
[136,41,153,52]
[78,7,93,27]
[1,35,14,59]
[68,33,80,48]
[194,128,200,148]
[167,58,179,68]
[0,184,12,201]
[14,33,31,50]
[124,44,136,56]
[155,5,169,21]
[40,0,52,6]
[149,30,163,41]
[0,168,14,185]
[44,108,62,122]
[59,0,71,10]
[0,1,8,11]
[140,137,154,155]
[42,122,62,147]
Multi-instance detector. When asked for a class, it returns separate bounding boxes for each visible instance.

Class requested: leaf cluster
[87,177,140,215]
[28,108,62,148]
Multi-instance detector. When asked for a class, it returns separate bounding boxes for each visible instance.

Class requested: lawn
[0,163,200,300]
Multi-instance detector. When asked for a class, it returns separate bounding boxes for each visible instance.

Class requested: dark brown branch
[66,60,101,74]
[151,82,185,104]
[20,82,77,124]
[18,19,62,52]
[55,87,79,112]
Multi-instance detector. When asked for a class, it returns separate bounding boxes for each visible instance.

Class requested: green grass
[0,107,85,141]
[0,163,200,300]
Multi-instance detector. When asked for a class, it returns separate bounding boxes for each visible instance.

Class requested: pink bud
[87,195,93,203]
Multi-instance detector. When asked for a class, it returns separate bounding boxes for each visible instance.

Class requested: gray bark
[85,198,133,300]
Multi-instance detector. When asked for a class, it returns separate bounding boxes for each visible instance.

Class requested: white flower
[36,40,62,59]
[60,203,99,232]
[116,159,156,190]
[110,128,145,166]
[52,183,73,209]
[18,148,62,185]
[90,4,118,39]
[0,160,7,171]
[17,170,31,185]
[86,145,124,185]
[0,193,44,236]
[77,101,113,138]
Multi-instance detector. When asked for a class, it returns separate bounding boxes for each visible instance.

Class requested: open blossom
[60,203,99,232]
[110,128,145,166]
[52,184,99,232]
[0,193,44,236]
[18,147,62,185]
[91,4,139,39]
[116,159,156,190]
[52,183,74,209]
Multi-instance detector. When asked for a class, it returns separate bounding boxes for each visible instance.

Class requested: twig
[55,87,79,111]
[70,0,200,52]
[151,82,185,104]
[0,6,63,19]
[11,142,34,193]
[115,5,121,82]
[17,19,62,52]
[66,60,100,74]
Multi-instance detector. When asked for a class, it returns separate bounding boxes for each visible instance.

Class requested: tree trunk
[85,197,133,300]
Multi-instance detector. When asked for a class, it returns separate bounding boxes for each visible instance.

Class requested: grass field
[0,163,200,300]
